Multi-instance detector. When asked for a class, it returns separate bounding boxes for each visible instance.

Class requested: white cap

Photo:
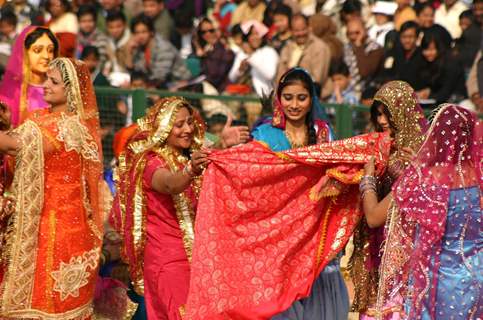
[371,1,398,15]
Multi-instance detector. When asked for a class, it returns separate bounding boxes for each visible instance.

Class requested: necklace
[285,127,308,149]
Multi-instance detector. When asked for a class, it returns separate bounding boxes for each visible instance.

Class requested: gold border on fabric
[315,197,334,269]
[2,301,93,320]
[0,120,44,314]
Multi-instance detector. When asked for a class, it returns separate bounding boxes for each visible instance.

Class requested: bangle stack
[359,175,377,200]
[182,161,195,177]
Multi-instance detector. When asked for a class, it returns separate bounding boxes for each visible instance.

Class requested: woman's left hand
[191,148,211,174]
[399,147,415,165]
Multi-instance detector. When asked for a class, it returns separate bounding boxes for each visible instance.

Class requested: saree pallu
[185,132,391,319]
[0,112,103,319]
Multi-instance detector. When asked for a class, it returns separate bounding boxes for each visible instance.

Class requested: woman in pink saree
[111,97,210,320]
[0,26,59,127]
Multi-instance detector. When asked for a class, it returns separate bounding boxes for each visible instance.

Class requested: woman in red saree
[111,97,210,320]
[0,58,104,319]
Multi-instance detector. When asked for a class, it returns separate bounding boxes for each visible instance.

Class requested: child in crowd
[81,46,110,86]
[328,60,359,105]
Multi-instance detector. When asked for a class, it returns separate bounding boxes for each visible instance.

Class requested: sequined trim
[51,248,100,301]
[57,113,100,162]
[3,301,93,319]
[0,120,44,314]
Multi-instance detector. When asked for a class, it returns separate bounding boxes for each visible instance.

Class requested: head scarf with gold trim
[48,57,104,240]
[111,97,205,295]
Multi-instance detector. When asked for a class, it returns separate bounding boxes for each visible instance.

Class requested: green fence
[94,86,373,166]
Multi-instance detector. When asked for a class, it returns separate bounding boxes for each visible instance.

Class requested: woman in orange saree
[0,58,104,319]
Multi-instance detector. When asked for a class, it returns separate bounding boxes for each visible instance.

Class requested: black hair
[361,86,378,100]
[459,9,474,20]
[370,100,395,133]
[420,30,446,58]
[231,24,243,37]
[77,4,97,21]
[415,3,434,16]
[273,4,293,19]
[130,70,150,84]
[242,26,268,47]
[277,68,317,145]
[400,20,420,34]
[81,45,100,60]
[197,17,215,47]
[329,60,350,77]
[290,13,309,28]
[341,0,362,23]
[106,10,127,24]
[24,27,59,54]
[45,0,72,13]
[0,10,17,27]
[130,14,155,33]
[174,10,193,30]
[207,113,227,126]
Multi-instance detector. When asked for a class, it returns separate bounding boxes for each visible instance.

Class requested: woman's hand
[364,156,375,176]
[220,115,250,148]
[191,148,211,174]
[399,147,415,165]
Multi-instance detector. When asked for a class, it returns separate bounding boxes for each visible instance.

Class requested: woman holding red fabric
[251,67,347,320]
[351,80,429,319]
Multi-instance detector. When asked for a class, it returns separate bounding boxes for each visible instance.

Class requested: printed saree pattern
[185,132,391,319]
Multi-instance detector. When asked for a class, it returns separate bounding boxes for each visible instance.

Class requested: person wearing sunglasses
[194,17,235,92]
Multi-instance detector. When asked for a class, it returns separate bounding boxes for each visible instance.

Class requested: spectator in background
[0,10,18,73]
[229,20,279,96]
[466,50,483,112]
[81,45,110,86]
[380,21,426,91]
[338,0,363,43]
[170,11,194,60]
[310,13,344,62]
[454,8,481,73]
[230,0,267,26]
[207,113,228,137]
[416,4,453,49]
[417,32,467,106]
[45,0,79,57]
[277,14,331,93]
[328,60,359,105]
[120,15,191,89]
[394,0,417,30]
[194,18,234,92]
[367,1,397,47]
[228,23,245,54]
[213,0,238,35]
[344,18,384,96]
[270,4,292,53]
[142,0,173,41]
[2,0,42,32]
[435,0,468,39]
[475,0,483,25]
[97,0,127,32]
[76,5,109,64]
[104,10,131,76]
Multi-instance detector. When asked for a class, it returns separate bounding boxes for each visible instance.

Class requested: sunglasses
[201,28,216,35]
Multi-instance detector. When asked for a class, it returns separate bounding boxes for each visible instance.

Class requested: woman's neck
[50,104,68,113]
[285,118,307,132]
[29,71,46,85]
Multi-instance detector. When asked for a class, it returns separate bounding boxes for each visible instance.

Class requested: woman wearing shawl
[110,97,211,320]
[0,58,104,319]
[0,26,59,127]
[252,67,346,319]
[350,80,429,319]
[368,105,482,319]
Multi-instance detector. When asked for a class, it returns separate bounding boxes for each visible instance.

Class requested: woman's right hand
[364,156,375,176]
[191,149,211,174]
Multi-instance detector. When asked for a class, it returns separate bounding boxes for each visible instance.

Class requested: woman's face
[248,30,263,50]
[200,21,218,46]
[166,107,195,150]
[375,104,393,134]
[27,33,56,76]
[280,82,312,124]
[422,41,438,62]
[43,67,67,106]
[400,28,418,52]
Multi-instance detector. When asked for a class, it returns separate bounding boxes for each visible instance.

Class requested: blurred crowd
[0,0,481,118]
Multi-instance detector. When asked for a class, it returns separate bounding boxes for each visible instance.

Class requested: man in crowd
[141,0,173,40]
[230,0,266,26]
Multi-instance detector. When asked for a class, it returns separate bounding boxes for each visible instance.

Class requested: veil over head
[377,104,482,318]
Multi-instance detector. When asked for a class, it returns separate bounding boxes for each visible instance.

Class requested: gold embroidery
[4,301,93,320]
[0,120,44,314]
[56,113,100,162]
[50,248,100,301]
[315,198,334,268]
[46,210,57,311]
